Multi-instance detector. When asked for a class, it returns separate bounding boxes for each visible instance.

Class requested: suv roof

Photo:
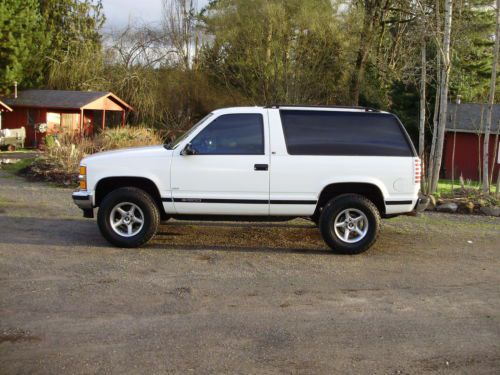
[265,104,383,113]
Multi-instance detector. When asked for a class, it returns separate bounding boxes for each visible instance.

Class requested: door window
[190,114,264,155]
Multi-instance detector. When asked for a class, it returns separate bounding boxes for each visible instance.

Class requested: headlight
[79,165,87,190]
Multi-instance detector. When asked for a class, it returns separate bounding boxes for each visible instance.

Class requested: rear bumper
[72,191,94,218]
[414,194,430,213]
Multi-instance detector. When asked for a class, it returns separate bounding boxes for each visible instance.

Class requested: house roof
[446,103,500,134]
[1,90,132,111]
[0,100,13,112]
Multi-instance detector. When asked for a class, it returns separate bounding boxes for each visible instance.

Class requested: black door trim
[164,197,317,205]
[385,200,413,205]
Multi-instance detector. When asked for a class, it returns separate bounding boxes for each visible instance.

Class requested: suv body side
[79,106,419,218]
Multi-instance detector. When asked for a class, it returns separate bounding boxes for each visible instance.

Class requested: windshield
[165,113,214,150]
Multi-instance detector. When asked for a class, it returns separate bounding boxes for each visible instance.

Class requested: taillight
[415,159,422,184]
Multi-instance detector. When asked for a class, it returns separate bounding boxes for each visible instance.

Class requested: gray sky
[102,0,209,31]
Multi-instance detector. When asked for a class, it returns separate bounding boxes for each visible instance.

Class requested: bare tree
[490,120,500,186]
[161,0,199,70]
[419,38,426,160]
[428,0,453,194]
[450,96,460,192]
[107,23,172,68]
[419,32,428,192]
[482,0,500,193]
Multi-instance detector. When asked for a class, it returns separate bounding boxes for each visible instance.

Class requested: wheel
[319,194,380,254]
[7,144,16,152]
[97,187,160,248]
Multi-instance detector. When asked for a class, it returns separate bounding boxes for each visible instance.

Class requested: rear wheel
[319,194,380,254]
[7,144,16,152]
[97,187,160,248]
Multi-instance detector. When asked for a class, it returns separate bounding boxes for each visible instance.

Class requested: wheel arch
[94,176,167,219]
[315,182,386,216]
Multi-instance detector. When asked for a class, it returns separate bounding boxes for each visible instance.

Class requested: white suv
[73,105,425,254]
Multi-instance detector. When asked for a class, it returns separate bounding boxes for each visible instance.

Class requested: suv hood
[81,145,170,165]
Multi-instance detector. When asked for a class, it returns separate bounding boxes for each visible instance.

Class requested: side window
[190,114,264,155]
[279,110,414,157]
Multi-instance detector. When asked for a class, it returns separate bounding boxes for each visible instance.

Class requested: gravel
[0,170,499,374]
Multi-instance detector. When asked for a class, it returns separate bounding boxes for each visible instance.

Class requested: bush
[93,126,162,151]
[28,127,162,185]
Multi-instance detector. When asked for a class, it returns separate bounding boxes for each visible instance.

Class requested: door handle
[254,164,268,171]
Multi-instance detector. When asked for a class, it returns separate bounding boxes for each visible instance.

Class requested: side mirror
[181,143,197,155]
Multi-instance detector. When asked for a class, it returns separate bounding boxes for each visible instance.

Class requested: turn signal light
[79,166,87,190]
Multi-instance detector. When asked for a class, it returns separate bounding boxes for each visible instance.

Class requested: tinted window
[280,110,414,156]
[191,114,264,155]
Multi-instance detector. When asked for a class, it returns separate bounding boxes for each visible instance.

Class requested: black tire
[97,187,160,248]
[319,194,380,254]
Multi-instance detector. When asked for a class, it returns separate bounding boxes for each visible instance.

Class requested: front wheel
[319,194,380,254]
[97,187,160,248]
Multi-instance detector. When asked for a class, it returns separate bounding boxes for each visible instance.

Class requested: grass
[437,179,498,194]
[0,158,35,174]
[0,149,37,153]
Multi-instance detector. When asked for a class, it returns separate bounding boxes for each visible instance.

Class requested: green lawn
[0,158,35,174]
[437,179,497,194]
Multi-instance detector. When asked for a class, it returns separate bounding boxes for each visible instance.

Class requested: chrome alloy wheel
[333,208,368,243]
[109,202,145,237]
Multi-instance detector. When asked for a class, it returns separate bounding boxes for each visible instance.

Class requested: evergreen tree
[0,0,49,93]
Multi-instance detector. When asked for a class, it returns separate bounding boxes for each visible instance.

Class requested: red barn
[443,103,500,182]
[0,90,132,148]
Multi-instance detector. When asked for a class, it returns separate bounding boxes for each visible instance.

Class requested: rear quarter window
[279,110,414,156]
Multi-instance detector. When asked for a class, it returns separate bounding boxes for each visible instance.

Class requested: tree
[41,0,106,89]
[428,0,453,194]
[482,0,499,192]
[200,0,350,104]
[0,0,48,93]
[162,0,200,69]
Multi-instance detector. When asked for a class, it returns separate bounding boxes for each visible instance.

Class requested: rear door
[170,110,270,215]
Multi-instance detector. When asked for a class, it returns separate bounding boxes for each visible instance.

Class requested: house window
[46,112,80,134]
[46,112,61,133]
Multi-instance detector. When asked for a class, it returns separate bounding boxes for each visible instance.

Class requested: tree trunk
[482,0,500,193]
[490,121,499,186]
[450,103,459,194]
[429,0,453,194]
[350,7,373,105]
[427,0,441,193]
[419,37,427,192]
[496,170,500,198]
[349,0,384,105]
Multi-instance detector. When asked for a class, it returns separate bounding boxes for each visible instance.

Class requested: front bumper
[72,191,94,218]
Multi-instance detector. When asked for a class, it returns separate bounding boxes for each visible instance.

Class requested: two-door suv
[73,105,425,254]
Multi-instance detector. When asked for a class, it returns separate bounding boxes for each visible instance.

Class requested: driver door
[170,111,270,215]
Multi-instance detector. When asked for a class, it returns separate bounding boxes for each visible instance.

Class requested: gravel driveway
[0,170,499,374]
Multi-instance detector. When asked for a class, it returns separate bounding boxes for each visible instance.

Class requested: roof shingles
[1,90,122,110]
[447,103,500,134]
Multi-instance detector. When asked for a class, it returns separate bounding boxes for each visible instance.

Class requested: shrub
[28,126,162,185]
[93,126,162,151]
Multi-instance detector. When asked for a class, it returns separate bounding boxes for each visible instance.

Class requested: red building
[443,103,500,182]
[0,100,13,127]
[0,90,132,148]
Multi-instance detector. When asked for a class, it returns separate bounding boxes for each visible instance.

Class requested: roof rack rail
[264,104,380,112]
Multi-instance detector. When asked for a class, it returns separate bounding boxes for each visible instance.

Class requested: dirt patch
[0,329,41,344]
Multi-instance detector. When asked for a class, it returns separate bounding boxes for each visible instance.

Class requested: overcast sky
[102,0,209,31]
